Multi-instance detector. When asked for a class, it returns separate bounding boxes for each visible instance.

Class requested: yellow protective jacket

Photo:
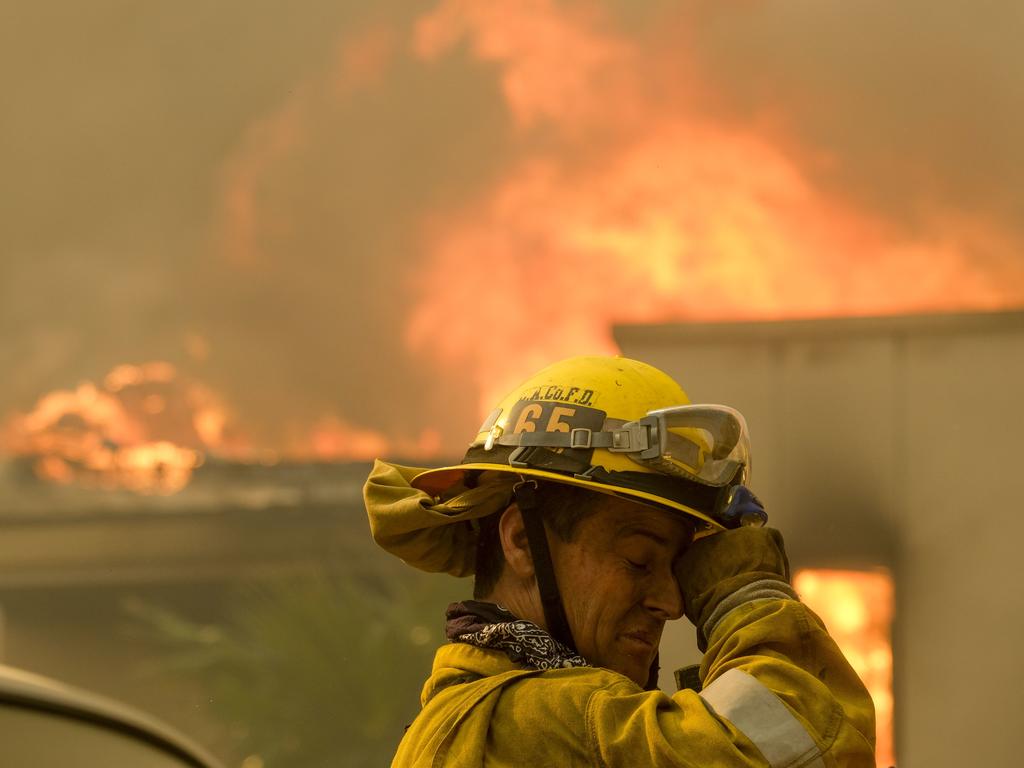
[394,598,875,767]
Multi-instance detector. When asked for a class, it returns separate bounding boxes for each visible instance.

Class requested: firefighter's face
[549,496,692,687]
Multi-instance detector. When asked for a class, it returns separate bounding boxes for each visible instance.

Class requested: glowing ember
[795,569,894,768]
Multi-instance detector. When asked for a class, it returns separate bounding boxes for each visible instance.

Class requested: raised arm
[588,527,876,767]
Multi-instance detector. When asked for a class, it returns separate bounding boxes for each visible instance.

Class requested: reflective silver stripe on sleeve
[699,668,825,768]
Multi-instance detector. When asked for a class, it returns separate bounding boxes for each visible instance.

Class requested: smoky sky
[2,0,1021,457]
[689,0,1024,229]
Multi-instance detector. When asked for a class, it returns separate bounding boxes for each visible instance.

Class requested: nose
[643,567,684,621]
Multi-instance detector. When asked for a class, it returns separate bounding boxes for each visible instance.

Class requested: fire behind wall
[3,0,1024,470]
[795,568,895,768]
[617,309,1024,768]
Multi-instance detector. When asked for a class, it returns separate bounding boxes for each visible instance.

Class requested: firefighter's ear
[498,504,535,580]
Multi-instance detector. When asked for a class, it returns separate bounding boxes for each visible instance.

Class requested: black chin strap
[514,480,577,653]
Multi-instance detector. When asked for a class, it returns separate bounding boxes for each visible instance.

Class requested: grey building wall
[616,310,1024,768]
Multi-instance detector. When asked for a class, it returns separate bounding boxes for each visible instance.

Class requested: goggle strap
[489,429,716,487]
[486,427,642,451]
[481,418,721,469]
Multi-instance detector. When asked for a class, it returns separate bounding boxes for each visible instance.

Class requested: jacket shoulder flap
[397,668,541,767]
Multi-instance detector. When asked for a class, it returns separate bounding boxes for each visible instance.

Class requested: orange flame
[286,415,441,463]
[210,1,1024,450]
[3,361,436,493]
[406,0,1024,416]
[795,569,895,768]
[3,363,236,494]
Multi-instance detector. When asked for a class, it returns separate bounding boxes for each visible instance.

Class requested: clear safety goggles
[482,403,751,488]
[608,404,751,487]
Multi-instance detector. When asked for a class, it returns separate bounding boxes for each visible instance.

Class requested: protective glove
[675,527,795,651]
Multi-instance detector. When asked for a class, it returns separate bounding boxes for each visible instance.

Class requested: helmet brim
[412,463,723,534]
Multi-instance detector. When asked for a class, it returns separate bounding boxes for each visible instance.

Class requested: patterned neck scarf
[446,600,590,671]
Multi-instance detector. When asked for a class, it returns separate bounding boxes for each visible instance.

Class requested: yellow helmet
[412,355,754,533]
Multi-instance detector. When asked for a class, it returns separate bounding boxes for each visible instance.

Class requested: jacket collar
[421,643,519,706]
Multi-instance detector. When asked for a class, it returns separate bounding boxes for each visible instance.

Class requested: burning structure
[6,0,1023,471]
[1,309,1020,768]
[3,1,1023,766]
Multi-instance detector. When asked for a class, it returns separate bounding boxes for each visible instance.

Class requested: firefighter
[365,356,876,766]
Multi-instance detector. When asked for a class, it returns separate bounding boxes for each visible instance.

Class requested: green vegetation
[126,561,461,767]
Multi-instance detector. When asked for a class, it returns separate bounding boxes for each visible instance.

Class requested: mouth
[620,630,657,652]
